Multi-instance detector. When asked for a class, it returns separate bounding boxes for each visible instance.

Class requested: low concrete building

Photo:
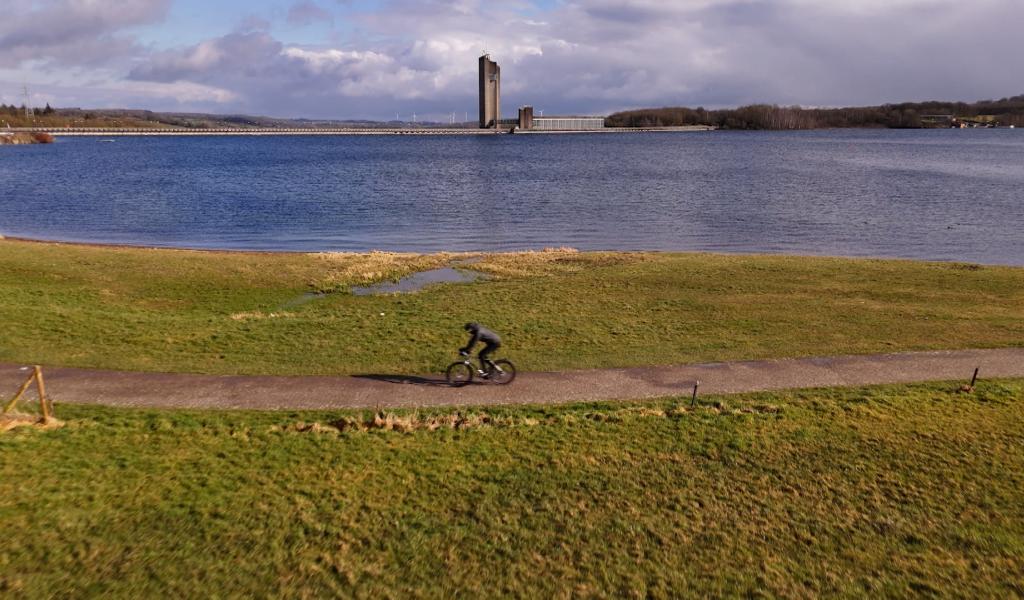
[479,55,604,131]
[532,116,605,130]
[518,106,534,130]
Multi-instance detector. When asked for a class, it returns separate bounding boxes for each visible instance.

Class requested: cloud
[282,48,392,76]
[8,0,1024,119]
[0,0,171,68]
[110,79,238,104]
[129,32,284,83]
[498,0,1024,111]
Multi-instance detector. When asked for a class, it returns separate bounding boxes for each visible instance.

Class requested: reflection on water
[1,129,1022,265]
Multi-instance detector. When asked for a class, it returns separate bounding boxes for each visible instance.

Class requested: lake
[1,129,1022,264]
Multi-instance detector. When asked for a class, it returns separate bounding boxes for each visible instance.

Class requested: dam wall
[8,126,714,137]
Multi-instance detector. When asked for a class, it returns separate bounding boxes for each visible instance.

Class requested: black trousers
[478,341,500,367]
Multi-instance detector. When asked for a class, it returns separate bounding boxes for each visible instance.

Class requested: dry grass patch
[472,247,653,279]
[229,311,295,321]
[287,411,525,434]
[311,251,466,291]
[280,402,784,436]
[0,412,63,433]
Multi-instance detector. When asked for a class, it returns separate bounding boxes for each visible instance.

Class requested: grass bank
[0,239,1022,375]
[2,380,1023,597]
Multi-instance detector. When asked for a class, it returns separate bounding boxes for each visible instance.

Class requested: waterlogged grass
[0,239,1022,375]
[2,380,1023,597]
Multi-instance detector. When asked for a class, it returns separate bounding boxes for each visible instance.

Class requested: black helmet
[464,322,479,332]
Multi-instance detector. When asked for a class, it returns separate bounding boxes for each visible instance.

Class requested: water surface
[1,129,1022,264]
[350,267,483,295]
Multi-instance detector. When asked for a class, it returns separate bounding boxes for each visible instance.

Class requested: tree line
[1,103,56,116]
[606,96,1024,129]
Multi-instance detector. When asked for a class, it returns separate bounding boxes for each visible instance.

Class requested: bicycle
[446,352,516,387]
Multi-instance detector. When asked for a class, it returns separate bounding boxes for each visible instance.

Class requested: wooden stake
[970,367,979,388]
[34,365,50,420]
[690,380,700,407]
[3,372,36,414]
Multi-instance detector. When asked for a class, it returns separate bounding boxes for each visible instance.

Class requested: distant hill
[0,105,471,130]
[606,96,1024,130]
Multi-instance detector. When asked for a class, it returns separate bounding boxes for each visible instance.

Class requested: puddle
[351,267,484,296]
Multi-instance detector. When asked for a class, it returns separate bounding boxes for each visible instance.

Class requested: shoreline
[1,234,1017,267]
[0,131,54,145]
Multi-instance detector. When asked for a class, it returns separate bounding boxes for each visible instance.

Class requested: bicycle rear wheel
[488,359,516,385]
[446,362,474,387]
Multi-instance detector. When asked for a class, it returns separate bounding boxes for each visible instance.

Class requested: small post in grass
[690,380,700,407]
[959,367,980,394]
[34,366,50,420]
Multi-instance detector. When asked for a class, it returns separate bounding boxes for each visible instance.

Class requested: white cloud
[281,48,393,73]
[111,79,238,103]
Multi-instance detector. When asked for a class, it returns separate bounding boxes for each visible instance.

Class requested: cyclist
[460,322,502,376]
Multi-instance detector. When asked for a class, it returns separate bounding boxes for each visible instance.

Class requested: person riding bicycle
[460,322,501,375]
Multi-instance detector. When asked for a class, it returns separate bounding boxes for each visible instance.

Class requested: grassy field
[0,239,1022,376]
[2,380,1022,597]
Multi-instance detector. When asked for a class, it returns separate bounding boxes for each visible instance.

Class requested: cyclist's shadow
[353,374,452,387]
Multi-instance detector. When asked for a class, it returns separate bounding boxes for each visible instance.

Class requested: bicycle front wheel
[446,362,474,387]
[489,359,516,385]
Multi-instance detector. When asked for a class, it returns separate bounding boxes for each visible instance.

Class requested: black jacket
[462,325,501,352]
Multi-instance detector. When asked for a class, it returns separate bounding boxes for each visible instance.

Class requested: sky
[1,0,1022,121]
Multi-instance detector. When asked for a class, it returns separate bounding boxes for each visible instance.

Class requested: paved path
[2,348,1021,411]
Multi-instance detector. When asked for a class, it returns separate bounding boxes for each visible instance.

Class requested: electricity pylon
[22,84,34,118]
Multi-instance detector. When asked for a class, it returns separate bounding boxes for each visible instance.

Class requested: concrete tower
[478,54,500,128]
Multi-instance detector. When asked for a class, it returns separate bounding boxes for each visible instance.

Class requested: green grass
[0,239,1022,375]
[2,380,1023,597]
